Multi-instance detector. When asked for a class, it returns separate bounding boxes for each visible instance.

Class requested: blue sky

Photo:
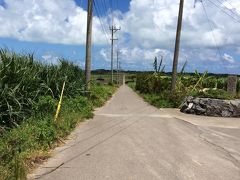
[0,0,240,74]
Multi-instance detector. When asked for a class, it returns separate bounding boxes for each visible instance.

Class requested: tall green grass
[0,49,117,179]
[0,49,84,128]
[0,84,116,180]
[133,72,240,108]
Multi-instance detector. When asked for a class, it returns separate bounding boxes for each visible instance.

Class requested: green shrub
[216,78,227,90]
[35,120,56,148]
[63,96,93,119]
[135,73,171,93]
[237,79,240,93]
[90,85,116,107]
[202,76,217,88]
[181,76,198,87]
[132,72,235,108]
[108,82,113,86]
[127,82,135,90]
[33,96,57,116]
[135,73,150,93]
[142,93,174,108]
[190,89,234,100]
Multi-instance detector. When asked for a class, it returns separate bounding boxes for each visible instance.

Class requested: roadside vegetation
[128,58,240,108]
[0,49,116,179]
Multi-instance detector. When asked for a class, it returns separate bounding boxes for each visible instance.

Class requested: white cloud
[0,0,106,45]
[100,48,110,62]
[116,0,240,49]
[99,46,173,71]
[0,0,240,73]
[223,53,235,63]
[1,0,239,49]
[41,53,59,64]
[120,47,172,63]
[109,0,240,72]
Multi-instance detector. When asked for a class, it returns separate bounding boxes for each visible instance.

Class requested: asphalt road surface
[29,85,240,180]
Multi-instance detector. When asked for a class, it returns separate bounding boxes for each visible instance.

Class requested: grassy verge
[0,84,117,180]
[128,82,176,108]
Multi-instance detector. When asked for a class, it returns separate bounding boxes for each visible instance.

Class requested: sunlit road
[29,85,240,180]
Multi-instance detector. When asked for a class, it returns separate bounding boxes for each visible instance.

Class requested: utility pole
[171,0,184,93]
[85,0,93,91]
[116,49,120,84]
[118,61,122,84]
[110,25,121,83]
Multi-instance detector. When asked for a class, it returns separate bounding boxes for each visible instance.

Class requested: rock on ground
[180,96,240,117]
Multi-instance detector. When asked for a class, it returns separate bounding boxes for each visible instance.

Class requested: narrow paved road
[30,85,240,180]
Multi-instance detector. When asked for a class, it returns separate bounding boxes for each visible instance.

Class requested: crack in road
[197,126,240,171]
[171,117,240,174]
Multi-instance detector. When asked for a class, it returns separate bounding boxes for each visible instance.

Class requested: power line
[93,0,111,46]
[97,0,111,27]
[116,0,119,12]
[110,0,113,25]
[207,0,240,23]
[201,1,230,73]
[217,0,240,15]
[93,0,109,39]
[104,0,112,27]
[201,1,222,59]
[97,0,105,15]
[206,0,240,23]
[99,0,109,15]
[215,0,240,20]
[93,1,109,37]
[155,4,179,49]
[104,0,111,12]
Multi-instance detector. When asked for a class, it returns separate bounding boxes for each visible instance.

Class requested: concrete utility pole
[85,0,93,91]
[116,49,120,84]
[171,0,184,93]
[110,25,121,83]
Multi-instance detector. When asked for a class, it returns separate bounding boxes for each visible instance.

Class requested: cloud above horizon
[107,0,240,72]
[0,0,108,45]
[0,0,240,73]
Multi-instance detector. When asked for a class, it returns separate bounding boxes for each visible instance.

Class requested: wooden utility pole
[171,0,184,93]
[110,26,120,83]
[85,0,93,91]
